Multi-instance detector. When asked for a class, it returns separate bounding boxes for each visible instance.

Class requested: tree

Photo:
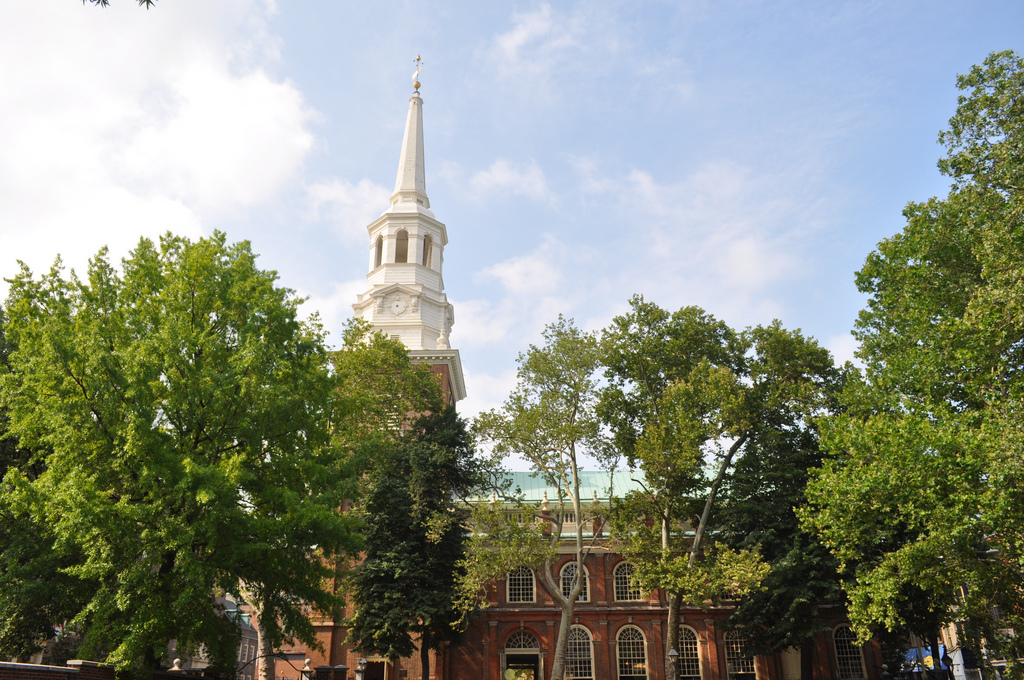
[0,232,359,672]
[601,297,840,675]
[0,307,94,661]
[803,50,1024,674]
[347,406,481,680]
[715,323,847,678]
[471,316,617,680]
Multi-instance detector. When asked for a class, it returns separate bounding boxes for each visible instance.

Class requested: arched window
[561,562,589,602]
[617,626,648,678]
[374,236,383,269]
[614,562,643,601]
[505,631,539,650]
[678,627,701,680]
[422,234,433,268]
[724,631,755,680]
[394,230,409,263]
[507,566,535,603]
[833,626,866,680]
[567,626,594,679]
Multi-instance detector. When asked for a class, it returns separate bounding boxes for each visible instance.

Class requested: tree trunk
[420,631,431,680]
[689,433,748,568]
[801,635,815,680]
[548,601,575,680]
[928,635,942,680]
[667,591,682,676]
[253,595,271,680]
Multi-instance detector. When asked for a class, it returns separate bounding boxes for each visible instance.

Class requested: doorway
[504,653,540,680]
[363,661,385,680]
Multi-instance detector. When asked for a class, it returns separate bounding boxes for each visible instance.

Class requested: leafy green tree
[471,316,616,680]
[330,318,445,456]
[0,308,94,661]
[347,406,481,680]
[803,50,1024,675]
[716,323,847,677]
[0,233,359,672]
[602,298,840,674]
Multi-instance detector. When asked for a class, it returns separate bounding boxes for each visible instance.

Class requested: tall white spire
[391,91,429,209]
[351,69,466,403]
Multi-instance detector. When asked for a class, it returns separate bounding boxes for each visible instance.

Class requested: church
[272,79,883,680]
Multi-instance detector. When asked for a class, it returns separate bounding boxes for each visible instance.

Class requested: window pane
[506,632,539,649]
[561,562,589,602]
[615,562,643,601]
[725,631,755,677]
[618,627,648,678]
[568,627,593,679]
[507,566,535,603]
[834,627,866,680]
[679,627,701,679]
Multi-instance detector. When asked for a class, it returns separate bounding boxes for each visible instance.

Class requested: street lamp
[668,647,679,680]
[354,658,367,680]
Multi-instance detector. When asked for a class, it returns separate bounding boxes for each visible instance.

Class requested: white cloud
[118,65,314,215]
[453,237,577,354]
[468,159,550,202]
[486,4,589,103]
[0,1,314,295]
[297,279,366,350]
[441,159,551,203]
[480,239,563,294]
[306,179,390,241]
[827,332,862,368]
[496,5,569,64]
[457,367,518,422]
[571,157,823,326]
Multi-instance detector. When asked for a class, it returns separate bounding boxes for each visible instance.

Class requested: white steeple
[392,90,429,209]
[352,68,466,403]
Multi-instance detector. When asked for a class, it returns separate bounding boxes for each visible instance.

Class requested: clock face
[387,295,408,315]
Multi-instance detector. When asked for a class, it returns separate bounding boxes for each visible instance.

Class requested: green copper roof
[471,470,647,503]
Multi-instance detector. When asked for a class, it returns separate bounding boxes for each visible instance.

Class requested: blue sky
[1,1,1022,420]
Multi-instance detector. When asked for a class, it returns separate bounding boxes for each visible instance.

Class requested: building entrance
[504,654,539,680]
[363,661,385,680]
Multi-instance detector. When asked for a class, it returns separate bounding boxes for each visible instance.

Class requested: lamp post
[354,658,366,680]
[668,647,679,680]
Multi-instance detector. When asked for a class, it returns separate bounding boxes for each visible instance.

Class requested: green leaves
[0,232,357,670]
[804,50,1024,668]
[347,407,481,677]
[633,543,770,608]
[602,296,844,658]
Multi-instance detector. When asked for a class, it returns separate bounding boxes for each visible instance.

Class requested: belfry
[351,70,466,403]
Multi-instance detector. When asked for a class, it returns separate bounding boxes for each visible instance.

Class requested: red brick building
[269,83,884,680]
[275,471,881,680]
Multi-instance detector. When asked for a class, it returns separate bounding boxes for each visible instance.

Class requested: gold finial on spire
[412,54,423,91]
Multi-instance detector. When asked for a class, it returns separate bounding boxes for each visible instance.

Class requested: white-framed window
[833,626,866,680]
[614,561,643,601]
[678,626,701,680]
[567,626,594,679]
[561,561,590,602]
[507,566,536,603]
[374,236,383,268]
[506,631,540,650]
[724,631,756,679]
[617,626,648,678]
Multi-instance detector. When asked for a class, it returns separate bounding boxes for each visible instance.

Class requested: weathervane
[412,55,423,91]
